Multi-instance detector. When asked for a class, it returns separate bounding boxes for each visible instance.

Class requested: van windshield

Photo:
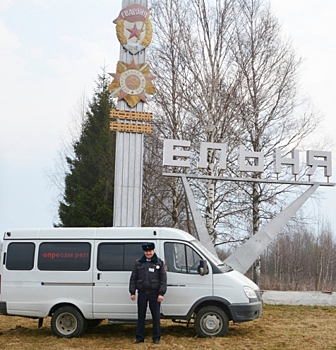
[191,239,232,272]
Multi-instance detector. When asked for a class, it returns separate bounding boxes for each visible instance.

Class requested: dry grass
[0,304,336,349]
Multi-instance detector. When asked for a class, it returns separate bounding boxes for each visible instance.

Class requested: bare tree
[142,132,193,230]
[227,0,320,284]
[313,222,335,290]
[47,93,88,220]
[144,0,198,230]
[145,0,322,282]
[147,0,246,241]
[261,217,336,291]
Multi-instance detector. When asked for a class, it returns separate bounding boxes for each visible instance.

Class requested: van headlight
[243,286,257,299]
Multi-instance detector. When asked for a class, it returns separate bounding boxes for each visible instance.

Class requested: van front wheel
[51,306,87,338]
[194,306,229,337]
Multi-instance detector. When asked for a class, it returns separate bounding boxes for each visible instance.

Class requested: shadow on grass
[84,320,256,339]
[84,321,196,339]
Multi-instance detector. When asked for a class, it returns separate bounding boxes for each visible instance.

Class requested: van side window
[6,242,35,270]
[164,242,202,274]
[97,243,143,271]
[38,242,91,271]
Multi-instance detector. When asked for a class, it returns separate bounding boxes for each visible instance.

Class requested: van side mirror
[198,259,208,276]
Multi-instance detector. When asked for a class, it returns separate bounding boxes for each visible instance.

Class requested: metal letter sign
[198,142,227,170]
[238,146,264,173]
[163,139,191,167]
[163,139,333,180]
[274,148,300,175]
[306,150,332,177]
[162,139,335,268]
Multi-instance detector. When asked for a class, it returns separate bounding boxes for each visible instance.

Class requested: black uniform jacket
[129,253,167,296]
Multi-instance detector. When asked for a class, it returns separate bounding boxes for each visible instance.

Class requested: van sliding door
[92,241,145,319]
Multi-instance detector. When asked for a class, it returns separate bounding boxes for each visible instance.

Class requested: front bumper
[228,301,262,322]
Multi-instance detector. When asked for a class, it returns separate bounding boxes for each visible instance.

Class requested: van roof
[2,227,196,242]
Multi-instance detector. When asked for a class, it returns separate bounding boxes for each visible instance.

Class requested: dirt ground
[0,304,336,349]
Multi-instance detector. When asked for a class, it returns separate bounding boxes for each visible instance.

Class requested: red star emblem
[127,24,143,40]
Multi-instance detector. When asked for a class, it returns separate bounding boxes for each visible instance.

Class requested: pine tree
[57,71,115,227]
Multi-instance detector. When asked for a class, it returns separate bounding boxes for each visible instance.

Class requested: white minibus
[0,227,262,338]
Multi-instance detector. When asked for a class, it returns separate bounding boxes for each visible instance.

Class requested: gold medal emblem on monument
[109,58,156,108]
[113,4,152,55]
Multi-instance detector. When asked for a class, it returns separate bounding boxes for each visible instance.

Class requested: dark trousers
[136,291,161,341]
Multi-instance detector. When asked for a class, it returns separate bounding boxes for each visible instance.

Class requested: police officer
[129,242,167,344]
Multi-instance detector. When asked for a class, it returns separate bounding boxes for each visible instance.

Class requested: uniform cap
[142,242,155,251]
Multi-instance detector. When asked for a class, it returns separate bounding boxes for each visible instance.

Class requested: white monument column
[110,0,154,227]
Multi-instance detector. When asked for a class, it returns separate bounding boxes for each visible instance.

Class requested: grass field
[0,304,335,349]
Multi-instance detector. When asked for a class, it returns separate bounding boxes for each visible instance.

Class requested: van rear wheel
[194,306,229,337]
[51,306,87,338]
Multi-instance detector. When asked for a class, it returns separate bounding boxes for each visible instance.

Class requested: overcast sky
[0,0,335,235]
